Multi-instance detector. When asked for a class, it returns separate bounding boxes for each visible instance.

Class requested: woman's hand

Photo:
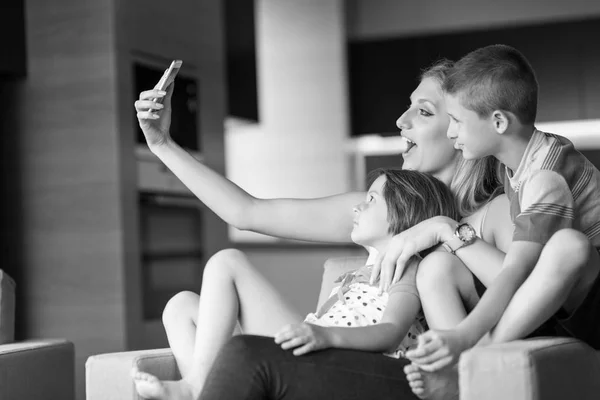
[134,84,174,149]
[371,216,457,292]
[274,323,332,356]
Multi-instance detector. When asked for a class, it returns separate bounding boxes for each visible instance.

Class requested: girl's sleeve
[387,261,419,299]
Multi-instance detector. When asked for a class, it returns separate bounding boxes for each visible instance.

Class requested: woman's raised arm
[136,86,364,243]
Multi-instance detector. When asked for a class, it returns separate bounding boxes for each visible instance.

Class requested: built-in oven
[138,192,204,320]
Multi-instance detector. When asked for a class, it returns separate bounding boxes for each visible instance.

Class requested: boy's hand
[371,216,457,292]
[274,323,332,356]
[404,329,468,372]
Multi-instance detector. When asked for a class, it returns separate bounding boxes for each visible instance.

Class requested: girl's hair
[367,169,460,235]
[421,59,504,217]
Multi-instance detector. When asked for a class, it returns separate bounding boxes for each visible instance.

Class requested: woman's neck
[432,160,459,187]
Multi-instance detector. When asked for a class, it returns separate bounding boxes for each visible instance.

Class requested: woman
[133,60,513,400]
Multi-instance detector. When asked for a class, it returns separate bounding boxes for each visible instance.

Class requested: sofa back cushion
[0,270,16,344]
[317,256,368,311]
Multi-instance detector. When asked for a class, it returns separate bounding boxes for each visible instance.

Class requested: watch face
[458,223,477,242]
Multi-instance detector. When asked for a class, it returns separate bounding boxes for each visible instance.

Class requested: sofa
[0,270,76,400]
[86,256,600,400]
[0,339,76,400]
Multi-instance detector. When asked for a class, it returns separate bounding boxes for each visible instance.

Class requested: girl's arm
[275,290,420,355]
[326,291,421,353]
[137,87,364,243]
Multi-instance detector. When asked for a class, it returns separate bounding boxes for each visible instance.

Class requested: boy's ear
[492,110,509,134]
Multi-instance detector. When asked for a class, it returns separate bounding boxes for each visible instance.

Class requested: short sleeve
[388,261,419,299]
[513,170,574,244]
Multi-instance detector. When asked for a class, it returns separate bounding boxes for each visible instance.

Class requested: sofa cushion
[317,257,368,310]
[0,270,16,345]
[460,337,600,400]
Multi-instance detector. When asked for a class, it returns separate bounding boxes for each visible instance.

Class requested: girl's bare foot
[131,368,196,400]
[404,363,458,400]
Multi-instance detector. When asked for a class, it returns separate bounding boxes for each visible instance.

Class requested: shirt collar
[506,128,543,191]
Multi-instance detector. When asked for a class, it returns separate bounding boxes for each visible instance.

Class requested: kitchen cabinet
[348,18,600,136]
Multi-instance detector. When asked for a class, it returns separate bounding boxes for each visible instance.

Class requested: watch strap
[441,236,466,255]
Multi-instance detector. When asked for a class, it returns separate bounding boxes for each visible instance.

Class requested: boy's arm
[458,169,575,340]
[406,171,575,370]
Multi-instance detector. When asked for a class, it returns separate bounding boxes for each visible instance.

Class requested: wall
[226,0,351,242]
[347,0,600,39]
[19,1,227,399]
[20,2,123,399]
[348,18,600,135]
[225,0,361,315]
[233,1,600,315]
[245,246,366,315]
[115,0,229,351]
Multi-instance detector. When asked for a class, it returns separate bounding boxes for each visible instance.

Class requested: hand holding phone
[152,60,183,103]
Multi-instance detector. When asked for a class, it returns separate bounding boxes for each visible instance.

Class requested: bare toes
[404,363,420,374]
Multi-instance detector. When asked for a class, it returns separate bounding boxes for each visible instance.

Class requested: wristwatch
[441,223,477,254]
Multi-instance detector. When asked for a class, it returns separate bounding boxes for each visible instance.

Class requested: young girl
[132,168,459,400]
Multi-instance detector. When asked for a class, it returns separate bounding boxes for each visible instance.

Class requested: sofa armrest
[0,339,75,400]
[459,337,600,400]
[86,348,177,400]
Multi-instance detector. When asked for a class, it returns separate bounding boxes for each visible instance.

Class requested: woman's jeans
[200,335,419,400]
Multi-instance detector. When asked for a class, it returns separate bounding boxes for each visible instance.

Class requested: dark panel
[0,0,26,78]
[133,62,200,152]
[347,39,421,136]
[0,81,24,338]
[581,21,600,119]
[349,18,600,136]
[224,0,259,122]
[365,155,403,176]
[581,150,600,171]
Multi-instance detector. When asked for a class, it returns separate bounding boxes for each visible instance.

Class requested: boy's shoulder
[506,129,600,200]
[519,129,595,179]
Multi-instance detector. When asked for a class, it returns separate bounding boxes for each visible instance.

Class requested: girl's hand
[274,323,332,356]
[371,216,457,293]
[134,83,174,149]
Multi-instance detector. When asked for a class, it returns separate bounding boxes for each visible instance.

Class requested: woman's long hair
[421,60,504,217]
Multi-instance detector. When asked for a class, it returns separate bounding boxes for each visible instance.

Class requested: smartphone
[152,59,183,103]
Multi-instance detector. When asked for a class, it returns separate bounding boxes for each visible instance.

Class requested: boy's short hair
[368,169,459,235]
[443,44,538,125]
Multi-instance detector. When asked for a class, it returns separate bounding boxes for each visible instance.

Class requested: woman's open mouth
[401,137,417,155]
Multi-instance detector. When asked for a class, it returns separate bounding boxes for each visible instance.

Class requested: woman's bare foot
[131,368,196,400]
[404,363,458,400]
